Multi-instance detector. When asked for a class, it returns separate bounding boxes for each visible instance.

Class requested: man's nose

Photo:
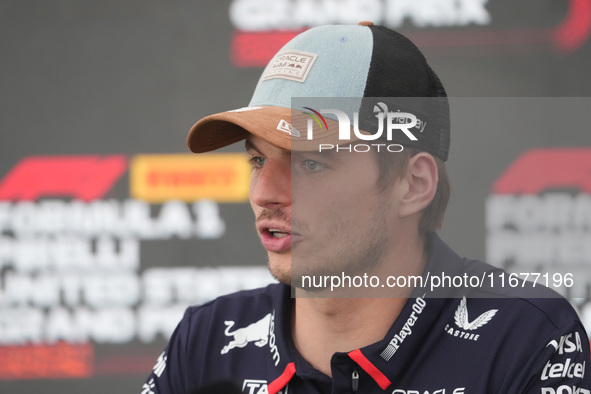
[250,160,291,209]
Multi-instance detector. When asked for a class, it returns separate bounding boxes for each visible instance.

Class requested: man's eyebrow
[244,139,259,153]
[244,138,291,158]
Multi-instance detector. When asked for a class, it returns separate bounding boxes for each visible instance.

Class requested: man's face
[247,135,400,289]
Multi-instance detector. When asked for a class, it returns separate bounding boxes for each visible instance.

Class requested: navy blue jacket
[143,235,590,393]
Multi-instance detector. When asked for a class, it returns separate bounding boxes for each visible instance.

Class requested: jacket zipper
[352,369,359,392]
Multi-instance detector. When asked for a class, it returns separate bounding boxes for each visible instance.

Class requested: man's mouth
[257,223,292,253]
[268,228,290,239]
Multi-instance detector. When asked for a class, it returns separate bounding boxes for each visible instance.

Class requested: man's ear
[398,152,438,218]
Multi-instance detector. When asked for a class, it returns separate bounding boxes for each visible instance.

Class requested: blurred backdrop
[1,1,590,393]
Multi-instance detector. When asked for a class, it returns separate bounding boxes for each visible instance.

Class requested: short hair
[375,147,451,237]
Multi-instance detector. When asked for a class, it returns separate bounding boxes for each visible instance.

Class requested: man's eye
[303,160,323,172]
[248,156,266,168]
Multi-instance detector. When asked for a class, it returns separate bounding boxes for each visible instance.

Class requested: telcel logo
[304,102,426,152]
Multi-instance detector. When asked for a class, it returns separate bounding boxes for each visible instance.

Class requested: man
[143,23,590,394]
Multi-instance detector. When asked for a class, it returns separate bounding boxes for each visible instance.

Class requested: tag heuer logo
[444,296,498,342]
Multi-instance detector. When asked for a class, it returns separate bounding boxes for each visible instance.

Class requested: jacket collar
[268,233,465,392]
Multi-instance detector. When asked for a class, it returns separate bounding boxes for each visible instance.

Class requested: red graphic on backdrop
[491,148,591,194]
[553,0,591,52]
[231,0,591,67]
[0,156,127,201]
[0,342,93,379]
[232,30,304,68]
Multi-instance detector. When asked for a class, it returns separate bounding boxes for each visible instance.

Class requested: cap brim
[187,106,357,153]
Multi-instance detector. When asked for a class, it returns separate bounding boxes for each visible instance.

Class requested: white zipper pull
[352,369,359,392]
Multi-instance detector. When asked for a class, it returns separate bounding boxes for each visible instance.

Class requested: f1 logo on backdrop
[0,156,126,201]
[490,149,591,194]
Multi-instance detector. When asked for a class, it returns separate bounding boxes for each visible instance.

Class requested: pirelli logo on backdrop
[131,154,250,203]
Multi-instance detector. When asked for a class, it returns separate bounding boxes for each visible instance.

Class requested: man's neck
[291,234,429,377]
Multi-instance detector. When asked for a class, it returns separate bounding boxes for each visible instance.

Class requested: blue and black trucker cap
[187,22,450,160]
